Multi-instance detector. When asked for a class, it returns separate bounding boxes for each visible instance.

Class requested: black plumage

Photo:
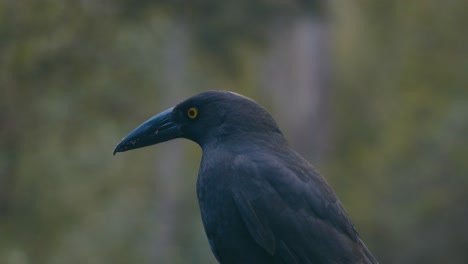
[114,90,378,264]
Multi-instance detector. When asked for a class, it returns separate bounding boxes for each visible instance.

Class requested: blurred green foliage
[330,1,468,262]
[1,1,467,263]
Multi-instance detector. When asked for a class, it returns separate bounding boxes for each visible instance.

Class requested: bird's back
[197,141,378,264]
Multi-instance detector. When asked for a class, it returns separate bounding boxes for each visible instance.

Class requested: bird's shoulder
[230,148,360,242]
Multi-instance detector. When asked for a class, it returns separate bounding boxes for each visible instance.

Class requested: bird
[114,90,378,264]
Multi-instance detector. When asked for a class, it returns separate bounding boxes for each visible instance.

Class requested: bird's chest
[196,163,237,231]
[195,154,251,239]
[195,152,274,263]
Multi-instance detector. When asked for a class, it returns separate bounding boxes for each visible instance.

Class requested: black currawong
[114,90,379,264]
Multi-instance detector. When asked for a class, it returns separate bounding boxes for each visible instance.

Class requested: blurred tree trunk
[149,19,189,264]
[0,67,20,216]
[0,120,17,216]
[262,16,330,162]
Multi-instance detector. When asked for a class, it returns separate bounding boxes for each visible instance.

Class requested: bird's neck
[198,129,288,154]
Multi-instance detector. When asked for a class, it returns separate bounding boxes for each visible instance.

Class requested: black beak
[113,107,182,155]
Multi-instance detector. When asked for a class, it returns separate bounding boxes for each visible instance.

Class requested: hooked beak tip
[113,144,120,156]
[113,141,127,156]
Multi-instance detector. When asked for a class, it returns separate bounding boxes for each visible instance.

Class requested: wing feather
[231,152,378,263]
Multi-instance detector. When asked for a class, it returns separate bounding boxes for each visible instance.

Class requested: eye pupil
[188,107,198,119]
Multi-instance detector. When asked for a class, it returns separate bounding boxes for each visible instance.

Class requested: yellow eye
[187,107,198,119]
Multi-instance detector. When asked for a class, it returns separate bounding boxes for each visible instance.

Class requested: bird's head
[113,90,283,154]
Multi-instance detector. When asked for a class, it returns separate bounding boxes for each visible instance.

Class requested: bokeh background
[1,1,467,263]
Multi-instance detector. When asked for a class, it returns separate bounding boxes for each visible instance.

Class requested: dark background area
[1,1,467,263]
